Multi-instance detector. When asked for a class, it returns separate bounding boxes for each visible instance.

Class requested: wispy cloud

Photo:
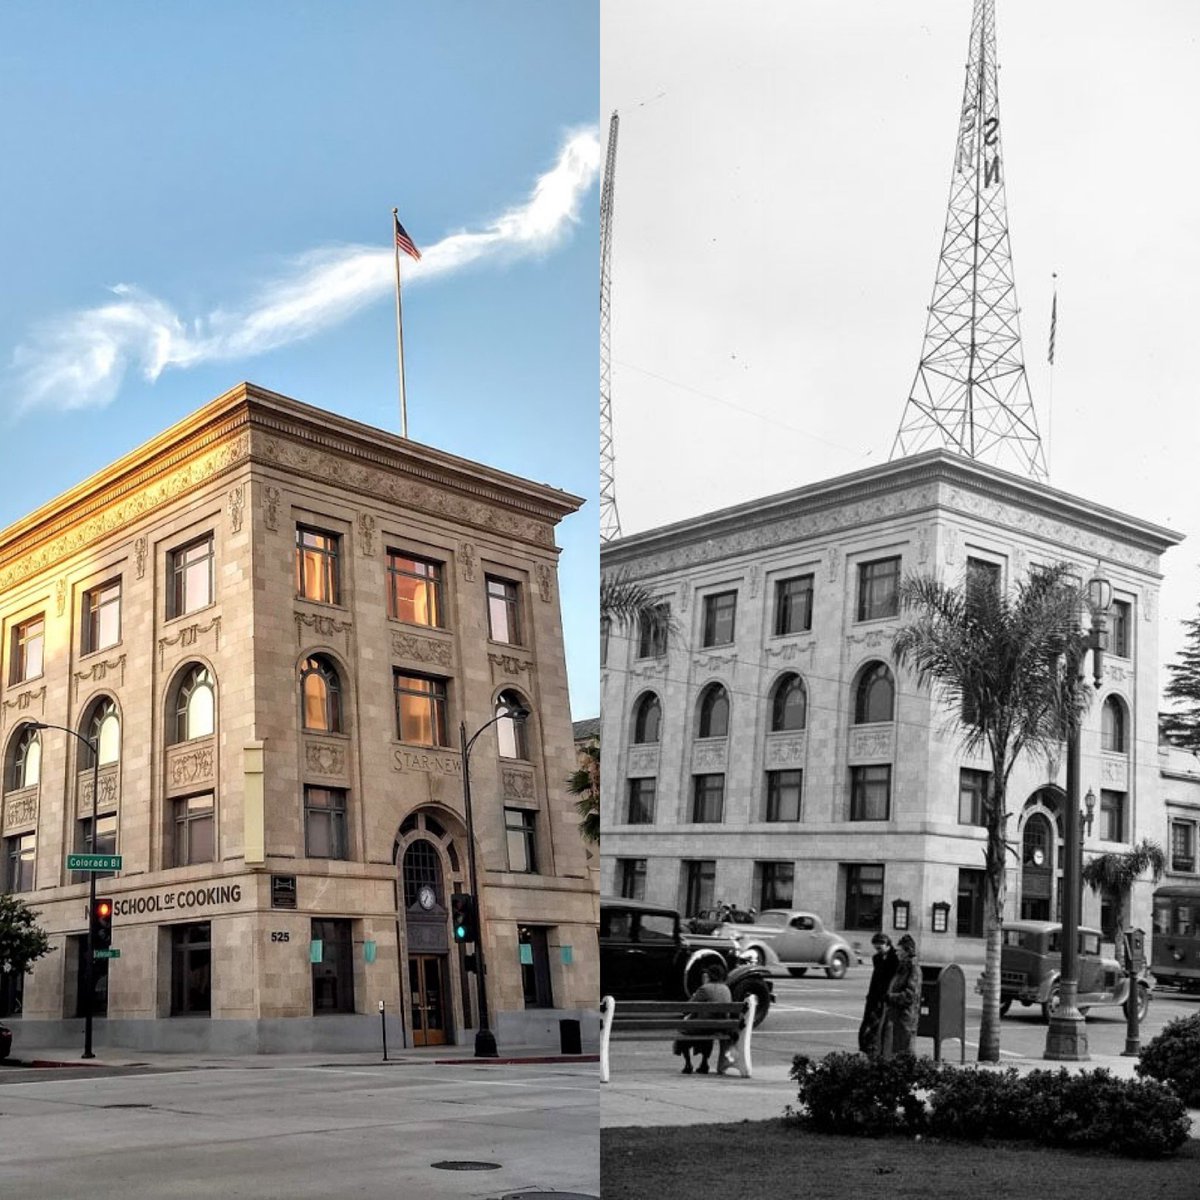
[9,127,600,413]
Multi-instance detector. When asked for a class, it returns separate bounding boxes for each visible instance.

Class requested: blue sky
[0,1,599,718]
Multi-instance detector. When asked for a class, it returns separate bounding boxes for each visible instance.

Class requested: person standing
[882,933,921,1057]
[858,932,898,1055]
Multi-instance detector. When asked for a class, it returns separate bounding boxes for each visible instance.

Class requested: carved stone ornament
[917,525,931,565]
[628,659,669,681]
[228,484,245,533]
[56,577,68,617]
[357,512,376,557]
[78,767,120,816]
[170,746,215,788]
[747,563,762,599]
[1143,590,1154,622]
[765,641,814,664]
[295,612,352,647]
[627,746,660,774]
[488,652,533,682]
[828,547,840,582]
[73,654,127,699]
[1,686,46,727]
[159,617,221,668]
[678,582,689,613]
[263,485,282,531]
[944,526,960,565]
[3,789,38,833]
[1105,662,1132,685]
[535,563,554,603]
[692,740,727,770]
[694,652,736,672]
[135,535,148,579]
[392,748,463,778]
[849,725,894,761]
[460,542,477,582]
[847,628,890,648]
[393,631,454,669]
[1014,546,1028,578]
[0,432,250,595]
[502,767,536,800]
[1100,756,1128,788]
[305,742,347,777]
[765,733,806,767]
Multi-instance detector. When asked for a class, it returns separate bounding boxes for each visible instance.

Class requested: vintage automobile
[995,920,1152,1024]
[685,904,758,935]
[0,1022,11,1061]
[725,909,863,979]
[600,897,774,1025]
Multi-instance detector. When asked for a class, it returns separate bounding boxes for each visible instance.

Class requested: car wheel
[825,951,849,980]
[746,945,768,967]
[1123,984,1150,1023]
[998,998,1012,1016]
[1041,984,1061,1025]
[788,968,808,978]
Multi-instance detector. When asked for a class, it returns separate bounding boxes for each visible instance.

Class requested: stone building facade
[600,451,1182,964]
[0,383,597,1052]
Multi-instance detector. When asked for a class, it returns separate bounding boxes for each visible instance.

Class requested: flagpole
[393,206,409,439]
[1046,272,1057,477]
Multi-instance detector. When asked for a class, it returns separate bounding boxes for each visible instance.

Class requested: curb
[432,1053,600,1066]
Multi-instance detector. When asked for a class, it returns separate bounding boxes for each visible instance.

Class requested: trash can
[559,1017,582,1055]
[918,963,966,1062]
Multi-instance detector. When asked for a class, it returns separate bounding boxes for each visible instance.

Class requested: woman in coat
[882,933,921,1057]
[858,932,898,1055]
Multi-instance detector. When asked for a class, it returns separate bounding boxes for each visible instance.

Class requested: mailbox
[917,962,966,1063]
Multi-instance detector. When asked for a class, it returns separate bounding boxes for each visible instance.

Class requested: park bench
[598,993,757,1083]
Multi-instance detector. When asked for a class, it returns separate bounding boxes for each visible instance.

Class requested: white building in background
[600,450,1183,964]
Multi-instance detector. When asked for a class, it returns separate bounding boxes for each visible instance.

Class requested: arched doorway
[1020,788,1064,921]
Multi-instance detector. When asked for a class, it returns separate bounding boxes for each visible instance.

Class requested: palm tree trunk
[978,917,1003,1062]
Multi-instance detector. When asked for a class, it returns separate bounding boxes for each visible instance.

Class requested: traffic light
[450,892,477,944]
[91,897,114,951]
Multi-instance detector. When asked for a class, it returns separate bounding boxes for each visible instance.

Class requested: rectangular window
[757,861,795,910]
[637,603,670,658]
[626,778,657,824]
[11,615,44,684]
[1110,600,1131,658]
[304,787,349,859]
[691,773,725,823]
[843,864,884,931]
[857,557,900,621]
[1170,821,1196,873]
[486,576,522,645]
[765,769,802,822]
[683,860,716,917]
[849,765,891,821]
[170,535,214,618]
[296,527,341,604]
[774,575,814,636]
[504,808,538,873]
[702,591,737,647]
[393,672,448,747]
[519,925,554,1009]
[957,868,986,937]
[173,794,214,866]
[311,918,355,1014]
[83,580,121,654]
[966,557,1001,598]
[959,768,989,826]
[4,833,35,893]
[617,858,647,900]
[387,551,444,627]
[1099,789,1125,842]
[75,815,117,882]
[171,922,211,1016]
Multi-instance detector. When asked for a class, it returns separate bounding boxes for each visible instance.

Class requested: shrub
[925,1067,1027,1141]
[1137,1011,1200,1106]
[790,1051,939,1137]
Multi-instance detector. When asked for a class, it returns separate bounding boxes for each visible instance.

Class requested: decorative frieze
[502,767,536,800]
[693,652,736,673]
[2,686,46,726]
[849,724,894,762]
[2,788,38,833]
[165,741,216,796]
[295,612,352,647]
[692,739,727,771]
[159,618,221,668]
[1100,754,1128,789]
[629,659,669,682]
[847,628,891,649]
[627,745,660,775]
[765,640,814,665]
[392,747,463,777]
[73,654,127,699]
[357,512,376,557]
[77,765,120,816]
[765,732,806,767]
[304,741,347,778]
[1104,661,1134,686]
[392,631,454,669]
[489,652,534,683]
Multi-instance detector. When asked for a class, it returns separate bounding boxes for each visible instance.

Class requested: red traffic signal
[91,897,114,950]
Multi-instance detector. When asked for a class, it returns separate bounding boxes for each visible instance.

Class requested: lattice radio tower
[890,0,1048,480]
[599,110,623,543]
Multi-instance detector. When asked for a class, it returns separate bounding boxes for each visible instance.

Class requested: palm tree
[567,739,600,844]
[1082,838,1165,933]
[892,561,1086,1063]
[600,570,671,637]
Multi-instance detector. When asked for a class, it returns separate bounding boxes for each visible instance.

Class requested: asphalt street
[0,1060,600,1199]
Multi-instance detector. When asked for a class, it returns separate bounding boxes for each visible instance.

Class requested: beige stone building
[0,383,597,1052]
[600,451,1183,964]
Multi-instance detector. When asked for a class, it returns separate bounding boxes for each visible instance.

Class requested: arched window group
[854,662,895,725]
[770,673,807,732]
[8,724,41,791]
[632,693,662,744]
[697,683,730,738]
[301,655,343,733]
[172,664,216,743]
[1101,695,1127,753]
[82,696,121,768]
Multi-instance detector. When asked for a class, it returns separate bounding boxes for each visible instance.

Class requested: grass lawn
[601,1119,1200,1199]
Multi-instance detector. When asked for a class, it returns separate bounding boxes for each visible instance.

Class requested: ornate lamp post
[30,720,100,1060]
[1044,571,1112,1062]
[459,702,530,1059]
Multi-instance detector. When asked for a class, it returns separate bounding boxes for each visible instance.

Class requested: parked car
[725,909,863,979]
[993,920,1152,1024]
[0,1023,11,1061]
[600,897,774,1025]
[685,904,757,934]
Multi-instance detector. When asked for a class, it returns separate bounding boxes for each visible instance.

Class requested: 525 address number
[270,931,290,943]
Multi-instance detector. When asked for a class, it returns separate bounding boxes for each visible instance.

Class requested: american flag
[394,215,421,261]
[1048,286,1057,365]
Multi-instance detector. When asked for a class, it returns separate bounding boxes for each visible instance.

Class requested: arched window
[632,693,662,744]
[81,697,120,768]
[301,656,343,733]
[402,838,444,909]
[698,683,730,739]
[173,664,216,743]
[771,674,807,732]
[1101,696,1127,753]
[495,689,530,760]
[9,725,41,790]
[854,662,894,724]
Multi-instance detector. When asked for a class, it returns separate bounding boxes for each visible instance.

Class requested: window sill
[852,614,899,626]
[79,642,123,662]
[294,597,349,614]
[164,602,218,627]
[388,616,451,634]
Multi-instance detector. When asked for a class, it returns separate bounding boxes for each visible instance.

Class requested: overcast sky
[601,0,1200,708]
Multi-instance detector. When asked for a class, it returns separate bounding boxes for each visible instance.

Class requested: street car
[995,920,1152,1024]
[725,909,863,979]
[600,897,774,1025]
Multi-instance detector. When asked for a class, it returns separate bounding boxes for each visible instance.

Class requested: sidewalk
[600,1048,1200,1135]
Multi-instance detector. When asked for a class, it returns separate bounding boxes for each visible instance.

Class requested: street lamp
[459,701,531,1058]
[30,720,100,1060]
[1044,570,1111,1063]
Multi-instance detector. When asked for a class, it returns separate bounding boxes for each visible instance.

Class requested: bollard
[379,999,388,1062]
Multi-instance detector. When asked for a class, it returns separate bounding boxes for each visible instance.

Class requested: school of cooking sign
[112,883,244,918]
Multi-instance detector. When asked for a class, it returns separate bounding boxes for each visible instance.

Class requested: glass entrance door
[408,954,447,1046]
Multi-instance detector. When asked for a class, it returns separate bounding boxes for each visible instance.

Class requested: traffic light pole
[460,720,498,1059]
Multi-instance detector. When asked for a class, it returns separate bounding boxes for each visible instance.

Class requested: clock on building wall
[417,885,437,911]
